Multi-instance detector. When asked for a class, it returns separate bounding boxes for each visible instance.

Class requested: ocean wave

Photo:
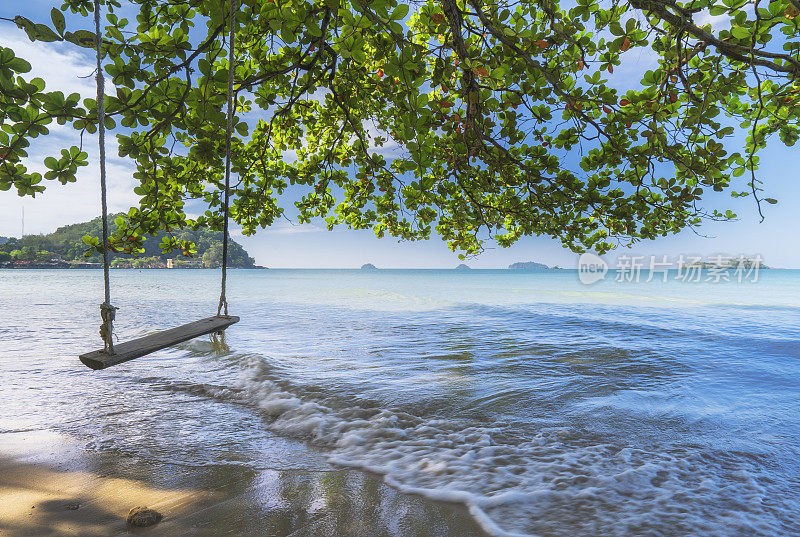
[224,354,792,537]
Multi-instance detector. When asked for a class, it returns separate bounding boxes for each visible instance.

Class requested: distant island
[456,264,471,270]
[0,215,257,269]
[361,263,377,270]
[508,261,549,270]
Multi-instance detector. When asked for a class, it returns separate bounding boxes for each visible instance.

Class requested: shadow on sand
[0,431,486,537]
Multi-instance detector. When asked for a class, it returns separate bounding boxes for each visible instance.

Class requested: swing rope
[217,0,237,318]
[92,0,235,355]
[94,0,116,354]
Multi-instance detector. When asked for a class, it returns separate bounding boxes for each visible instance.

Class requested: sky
[1,2,798,269]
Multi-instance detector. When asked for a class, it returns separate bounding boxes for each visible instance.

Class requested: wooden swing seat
[79,315,239,370]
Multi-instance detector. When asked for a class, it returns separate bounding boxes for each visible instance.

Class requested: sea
[1,268,798,536]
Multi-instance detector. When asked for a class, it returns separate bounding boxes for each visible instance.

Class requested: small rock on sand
[126,506,162,527]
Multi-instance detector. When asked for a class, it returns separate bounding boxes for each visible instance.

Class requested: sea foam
[230,356,784,537]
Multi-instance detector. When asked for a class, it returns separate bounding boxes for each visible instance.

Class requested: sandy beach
[0,430,486,537]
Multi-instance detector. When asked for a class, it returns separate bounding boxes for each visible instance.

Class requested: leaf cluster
[2,0,797,255]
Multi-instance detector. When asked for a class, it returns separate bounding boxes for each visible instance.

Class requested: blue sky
[1,1,798,268]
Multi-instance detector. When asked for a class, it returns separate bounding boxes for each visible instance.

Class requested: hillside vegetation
[0,216,255,268]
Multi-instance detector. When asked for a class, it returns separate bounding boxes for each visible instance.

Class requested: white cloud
[695,8,737,31]
[0,152,138,237]
[0,33,96,99]
[0,34,137,237]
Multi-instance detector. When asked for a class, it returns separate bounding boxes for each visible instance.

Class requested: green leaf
[730,26,749,40]
[33,23,61,43]
[8,57,32,74]
[65,30,97,48]
[390,4,409,20]
[50,8,66,36]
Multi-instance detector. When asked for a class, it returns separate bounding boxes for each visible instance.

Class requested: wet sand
[0,431,487,537]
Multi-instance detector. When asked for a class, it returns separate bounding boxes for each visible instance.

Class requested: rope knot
[100,302,117,322]
[100,302,118,354]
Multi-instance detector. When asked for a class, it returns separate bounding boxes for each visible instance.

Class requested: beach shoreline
[0,430,486,537]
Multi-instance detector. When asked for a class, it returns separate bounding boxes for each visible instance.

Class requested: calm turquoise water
[1,269,799,536]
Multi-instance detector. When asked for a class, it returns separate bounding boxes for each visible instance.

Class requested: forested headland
[0,216,256,268]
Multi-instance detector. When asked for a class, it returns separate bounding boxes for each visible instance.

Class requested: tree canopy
[1,0,797,256]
